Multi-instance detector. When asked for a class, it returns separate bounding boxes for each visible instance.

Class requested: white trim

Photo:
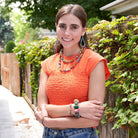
[112,2,138,14]
[100,0,126,10]
[100,0,138,15]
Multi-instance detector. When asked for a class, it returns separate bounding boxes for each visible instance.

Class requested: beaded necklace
[60,48,84,63]
[59,48,85,72]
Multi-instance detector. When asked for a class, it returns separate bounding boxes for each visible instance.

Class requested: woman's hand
[79,100,104,120]
[34,104,48,125]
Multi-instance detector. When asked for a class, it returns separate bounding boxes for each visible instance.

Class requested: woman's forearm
[43,117,99,129]
[45,104,71,118]
[41,100,104,120]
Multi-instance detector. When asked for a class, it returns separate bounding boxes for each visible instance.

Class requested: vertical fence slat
[10,54,20,96]
[24,63,36,110]
[24,63,32,100]
[1,54,10,89]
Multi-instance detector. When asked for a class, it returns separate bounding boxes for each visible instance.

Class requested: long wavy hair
[54,4,90,53]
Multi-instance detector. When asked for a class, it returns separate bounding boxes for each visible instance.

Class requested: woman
[35,4,110,138]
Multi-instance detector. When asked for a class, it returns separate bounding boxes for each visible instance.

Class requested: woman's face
[56,14,86,49]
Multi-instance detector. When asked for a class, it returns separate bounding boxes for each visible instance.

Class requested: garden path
[0,85,43,138]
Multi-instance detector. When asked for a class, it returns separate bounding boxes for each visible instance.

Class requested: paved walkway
[0,85,43,138]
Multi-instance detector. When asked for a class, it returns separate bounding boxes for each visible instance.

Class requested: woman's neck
[63,46,81,57]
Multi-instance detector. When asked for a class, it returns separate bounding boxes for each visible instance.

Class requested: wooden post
[1,53,20,96]
[9,54,20,96]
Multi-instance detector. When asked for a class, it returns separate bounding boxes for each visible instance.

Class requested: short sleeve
[41,54,59,76]
[86,51,110,80]
[41,58,49,76]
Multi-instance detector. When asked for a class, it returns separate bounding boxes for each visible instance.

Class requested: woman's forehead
[58,14,82,25]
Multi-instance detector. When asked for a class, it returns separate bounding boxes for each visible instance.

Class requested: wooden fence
[0,53,130,138]
[0,53,36,109]
[23,63,37,110]
[1,53,20,96]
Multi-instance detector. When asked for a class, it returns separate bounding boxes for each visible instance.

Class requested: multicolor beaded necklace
[59,48,85,72]
[61,48,84,63]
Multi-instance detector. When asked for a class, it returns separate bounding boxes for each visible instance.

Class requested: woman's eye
[59,24,65,29]
[71,25,78,30]
[72,26,77,29]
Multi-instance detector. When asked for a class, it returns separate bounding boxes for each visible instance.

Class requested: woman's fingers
[91,109,103,120]
[39,104,48,116]
[34,106,48,127]
[94,106,104,118]
[35,110,43,123]
[79,100,105,120]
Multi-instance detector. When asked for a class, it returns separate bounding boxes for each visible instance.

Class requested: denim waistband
[43,127,98,138]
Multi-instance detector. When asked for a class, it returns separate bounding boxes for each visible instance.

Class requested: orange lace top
[41,49,110,105]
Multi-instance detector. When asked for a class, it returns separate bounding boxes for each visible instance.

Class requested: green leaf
[121,98,127,103]
[128,94,137,102]
[105,80,111,87]
[130,111,138,123]
[131,35,138,43]
[112,29,119,35]
[110,84,122,93]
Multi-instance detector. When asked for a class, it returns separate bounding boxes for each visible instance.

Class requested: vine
[88,16,138,135]
[13,37,54,98]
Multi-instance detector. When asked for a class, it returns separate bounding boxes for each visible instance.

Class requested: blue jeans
[42,127,98,138]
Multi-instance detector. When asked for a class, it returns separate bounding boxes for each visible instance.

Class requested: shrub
[13,37,55,98]
[87,17,100,28]
[5,41,16,53]
[88,16,138,135]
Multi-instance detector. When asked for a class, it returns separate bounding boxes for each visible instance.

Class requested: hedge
[87,16,138,135]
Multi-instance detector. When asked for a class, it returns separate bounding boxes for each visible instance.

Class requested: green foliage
[10,10,40,44]
[87,17,100,28]
[5,40,16,53]
[0,13,14,48]
[88,16,138,133]
[13,37,55,98]
[2,0,114,30]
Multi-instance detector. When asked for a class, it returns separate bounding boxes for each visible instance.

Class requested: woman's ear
[82,26,87,36]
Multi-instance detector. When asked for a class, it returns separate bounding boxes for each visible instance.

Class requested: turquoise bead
[74,105,79,109]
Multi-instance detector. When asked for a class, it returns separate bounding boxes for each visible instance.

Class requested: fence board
[0,54,1,84]
[24,64,32,101]
[23,63,38,109]
[1,53,20,96]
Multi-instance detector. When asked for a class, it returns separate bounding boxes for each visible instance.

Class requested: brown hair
[54,4,90,53]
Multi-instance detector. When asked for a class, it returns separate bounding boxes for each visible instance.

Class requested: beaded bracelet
[74,99,80,118]
[68,104,73,116]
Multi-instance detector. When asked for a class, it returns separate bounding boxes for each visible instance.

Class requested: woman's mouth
[62,38,73,42]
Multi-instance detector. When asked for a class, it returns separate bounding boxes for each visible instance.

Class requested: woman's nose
[64,27,71,36]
